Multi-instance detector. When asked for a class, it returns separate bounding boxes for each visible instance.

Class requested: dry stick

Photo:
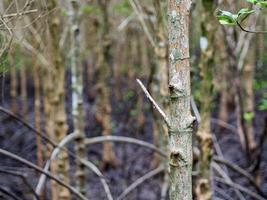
[117,165,165,200]
[212,162,245,200]
[0,106,57,149]
[0,105,165,163]
[85,128,266,199]
[214,156,264,196]
[0,186,23,200]
[1,9,38,18]
[212,133,229,175]
[82,159,113,200]
[0,107,111,198]
[0,169,39,200]
[128,0,156,48]
[214,177,266,200]
[211,118,238,133]
[214,186,235,200]
[136,79,169,126]
[117,13,136,31]
[35,133,113,200]
[191,97,201,124]
[85,135,167,158]
[0,148,88,200]
[35,133,79,196]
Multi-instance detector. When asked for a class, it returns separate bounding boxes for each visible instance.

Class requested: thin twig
[82,159,113,200]
[0,169,39,200]
[85,135,167,158]
[136,79,169,126]
[237,20,267,34]
[0,106,112,199]
[117,165,165,200]
[36,133,113,200]
[211,118,238,133]
[0,186,23,200]
[214,156,264,195]
[2,9,38,18]
[0,148,88,200]
[214,177,266,200]
[117,13,136,31]
[191,97,201,124]
[214,186,235,200]
[212,162,245,200]
[128,0,156,48]
[212,134,229,174]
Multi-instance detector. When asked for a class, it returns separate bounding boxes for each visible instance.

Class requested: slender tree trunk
[168,1,194,199]
[69,0,86,195]
[33,58,43,167]
[20,65,28,118]
[216,29,231,125]
[44,1,70,199]
[97,0,117,168]
[10,56,17,113]
[242,44,256,151]
[195,1,217,199]
[151,0,169,168]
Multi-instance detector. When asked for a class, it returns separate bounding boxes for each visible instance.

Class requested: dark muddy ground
[0,71,266,200]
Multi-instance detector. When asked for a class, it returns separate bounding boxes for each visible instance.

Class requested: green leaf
[244,112,255,122]
[113,0,132,15]
[259,99,267,110]
[247,0,267,7]
[238,8,255,17]
[246,0,258,4]
[216,10,238,25]
[237,8,255,22]
[257,1,267,8]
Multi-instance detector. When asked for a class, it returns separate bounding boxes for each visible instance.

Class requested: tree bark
[44,1,70,199]
[195,1,217,199]
[168,1,194,199]
[69,0,86,196]
[33,56,43,167]
[20,63,28,118]
[10,53,17,113]
[151,0,169,168]
[97,0,117,168]
[242,43,256,151]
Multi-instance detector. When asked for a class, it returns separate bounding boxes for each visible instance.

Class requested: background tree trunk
[69,0,86,196]
[97,0,117,168]
[195,1,217,199]
[44,1,70,199]
[242,43,256,151]
[20,65,28,118]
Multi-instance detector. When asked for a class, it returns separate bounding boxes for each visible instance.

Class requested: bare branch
[0,148,88,200]
[117,13,136,31]
[214,177,266,200]
[0,186,23,200]
[213,156,263,195]
[2,9,38,18]
[0,169,39,200]
[191,97,201,124]
[128,0,156,48]
[0,106,113,199]
[85,135,167,158]
[212,162,245,200]
[136,79,169,126]
[117,165,165,200]
[36,133,113,200]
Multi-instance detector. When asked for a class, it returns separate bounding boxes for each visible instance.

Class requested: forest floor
[0,71,266,200]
